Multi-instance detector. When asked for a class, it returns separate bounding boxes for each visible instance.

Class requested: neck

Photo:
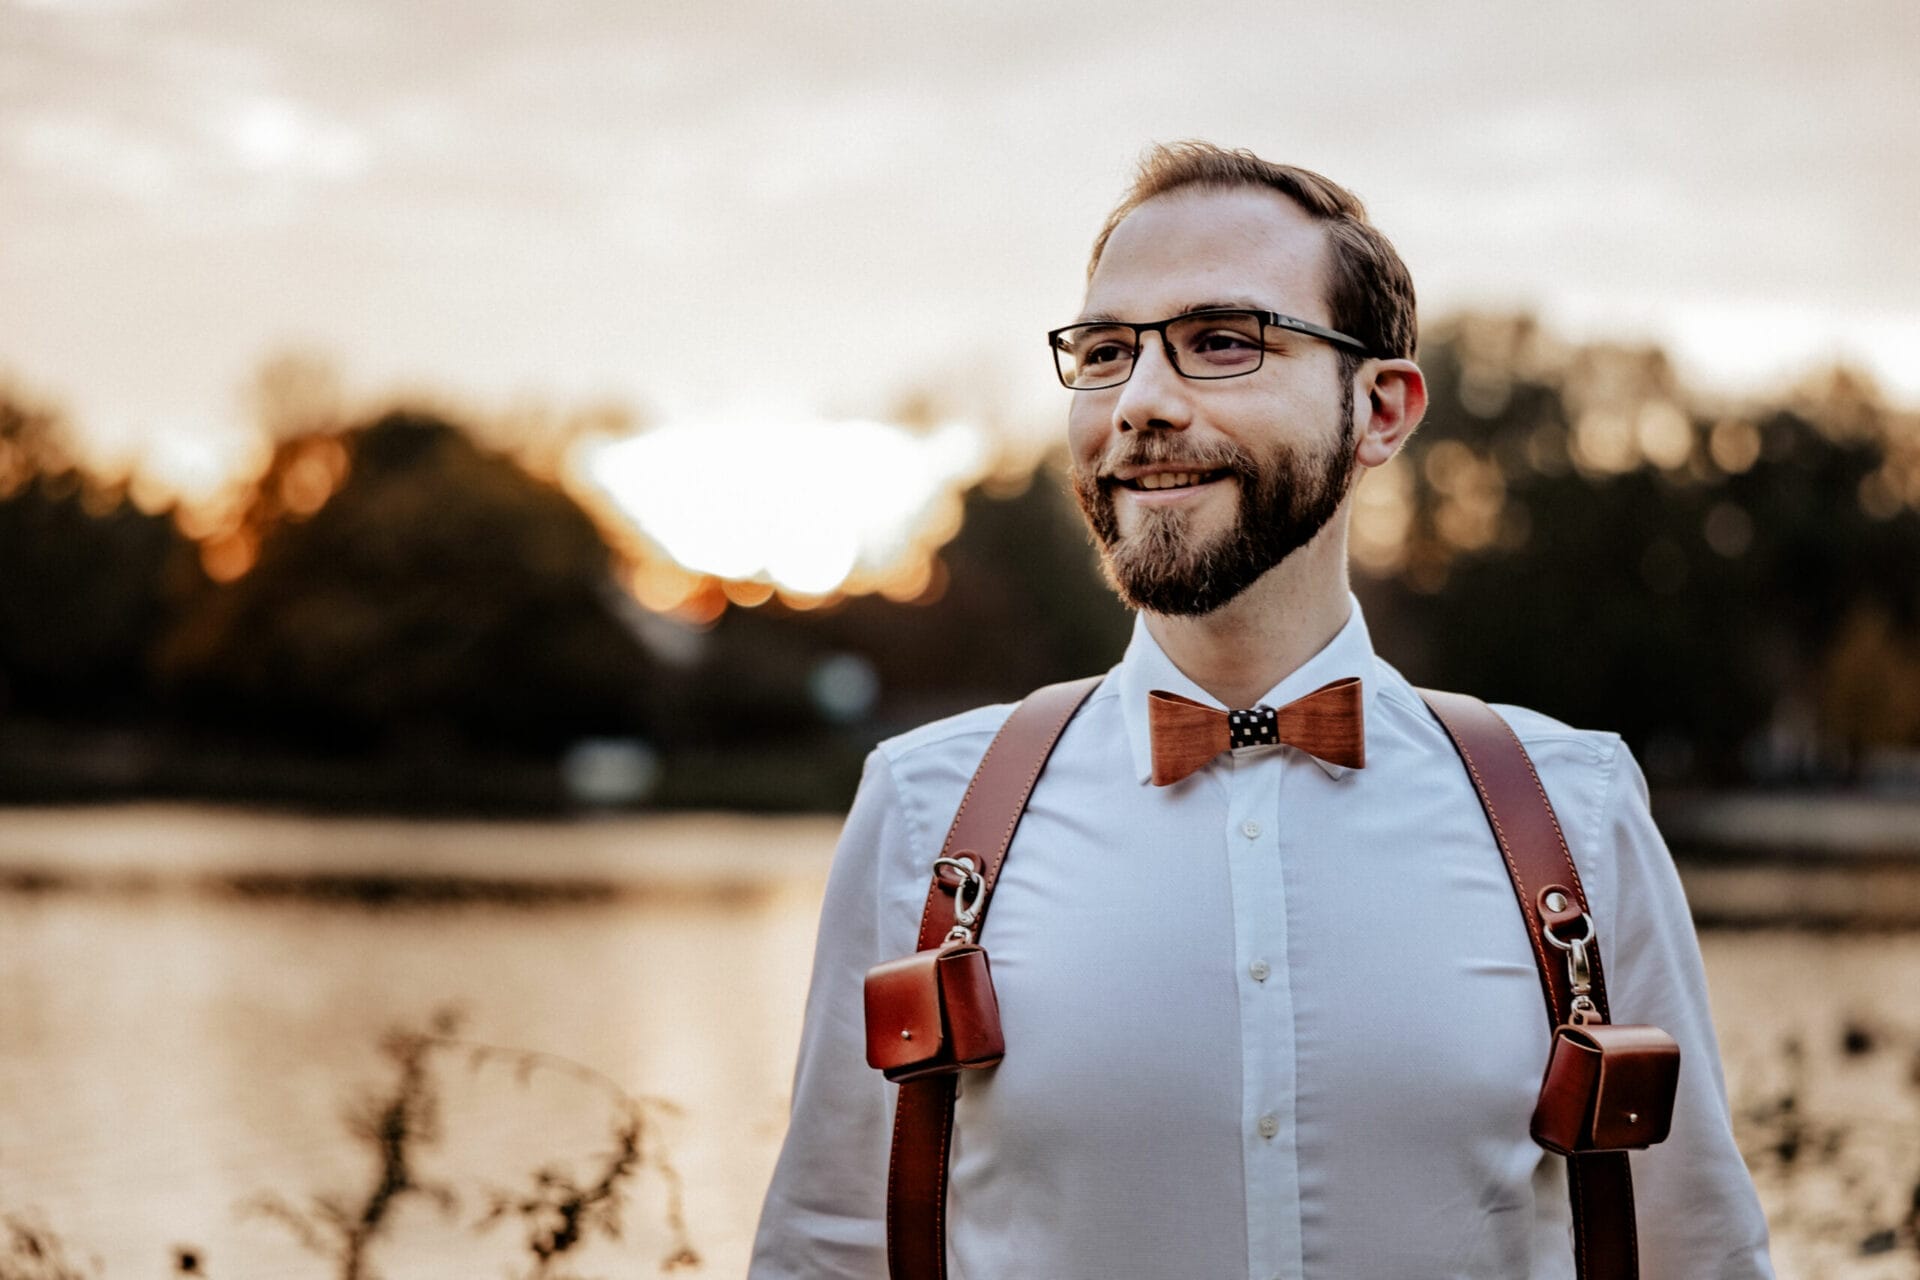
[1141,515,1354,710]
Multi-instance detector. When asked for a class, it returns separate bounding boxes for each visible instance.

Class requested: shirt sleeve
[1602,742,1776,1279]
[748,749,902,1280]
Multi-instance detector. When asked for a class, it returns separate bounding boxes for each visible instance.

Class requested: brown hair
[1088,142,1418,369]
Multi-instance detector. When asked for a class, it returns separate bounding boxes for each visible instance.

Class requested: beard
[1070,393,1357,617]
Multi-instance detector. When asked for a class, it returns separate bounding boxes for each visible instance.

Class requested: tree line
[2,315,1917,810]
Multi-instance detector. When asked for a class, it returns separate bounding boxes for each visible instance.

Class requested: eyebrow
[1071,298,1275,326]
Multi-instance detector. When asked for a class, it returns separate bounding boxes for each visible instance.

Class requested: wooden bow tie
[1147,678,1366,786]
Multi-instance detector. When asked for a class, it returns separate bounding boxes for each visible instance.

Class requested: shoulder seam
[1510,731,1613,755]
[1588,734,1626,949]
[879,675,1121,766]
[869,747,935,889]
[1385,682,1617,760]
[877,704,1014,765]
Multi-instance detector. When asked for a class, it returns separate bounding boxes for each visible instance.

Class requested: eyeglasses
[1047,308,1371,390]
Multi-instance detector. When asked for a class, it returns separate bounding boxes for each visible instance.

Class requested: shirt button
[1249,959,1271,982]
[1241,819,1261,839]
[1257,1112,1280,1139]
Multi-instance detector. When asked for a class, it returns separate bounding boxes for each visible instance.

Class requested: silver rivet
[901,1029,912,1040]
[1545,891,1569,912]
[1627,1111,1638,1123]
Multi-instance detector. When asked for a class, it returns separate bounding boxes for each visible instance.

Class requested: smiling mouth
[1117,469,1229,492]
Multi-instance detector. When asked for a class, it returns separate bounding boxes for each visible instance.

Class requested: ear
[1352,359,1427,469]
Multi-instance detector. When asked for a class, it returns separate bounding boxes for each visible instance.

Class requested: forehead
[1082,185,1333,324]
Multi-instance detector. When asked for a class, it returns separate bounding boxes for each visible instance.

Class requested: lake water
[1,809,1916,1279]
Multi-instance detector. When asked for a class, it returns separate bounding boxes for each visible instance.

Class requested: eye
[1190,329,1261,355]
[1183,326,1264,368]
[1069,328,1136,371]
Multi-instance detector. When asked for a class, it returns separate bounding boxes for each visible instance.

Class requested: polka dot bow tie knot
[1146,678,1366,786]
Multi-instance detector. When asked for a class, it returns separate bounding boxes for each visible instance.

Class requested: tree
[0,385,198,718]
[159,410,658,752]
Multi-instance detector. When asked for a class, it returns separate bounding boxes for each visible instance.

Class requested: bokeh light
[573,416,986,599]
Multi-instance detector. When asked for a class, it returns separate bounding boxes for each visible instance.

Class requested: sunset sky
[3,0,1916,515]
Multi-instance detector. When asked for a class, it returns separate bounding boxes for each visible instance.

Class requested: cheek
[1066,398,1112,468]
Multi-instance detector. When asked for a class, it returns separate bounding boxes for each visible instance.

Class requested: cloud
[9,110,185,197]
[217,95,369,178]
[2,0,1917,451]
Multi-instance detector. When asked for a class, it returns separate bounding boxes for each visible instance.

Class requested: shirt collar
[1115,592,1379,785]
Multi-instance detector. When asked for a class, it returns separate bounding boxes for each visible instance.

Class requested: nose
[1111,331,1192,434]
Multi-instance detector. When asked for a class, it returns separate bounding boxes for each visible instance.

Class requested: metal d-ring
[1542,912,1594,951]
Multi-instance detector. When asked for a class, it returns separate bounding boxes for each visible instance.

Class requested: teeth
[1138,471,1203,490]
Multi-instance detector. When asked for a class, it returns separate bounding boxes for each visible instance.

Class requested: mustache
[1089,434,1254,482]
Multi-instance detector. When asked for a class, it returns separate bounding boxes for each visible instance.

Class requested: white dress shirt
[750,597,1774,1279]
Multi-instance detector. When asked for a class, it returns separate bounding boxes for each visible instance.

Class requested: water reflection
[1,813,1916,1278]
[0,830,827,1279]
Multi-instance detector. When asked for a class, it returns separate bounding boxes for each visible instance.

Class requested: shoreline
[3,800,1919,926]
[0,803,839,905]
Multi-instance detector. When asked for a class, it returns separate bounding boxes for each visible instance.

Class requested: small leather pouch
[864,943,1006,1083]
[1530,1023,1681,1154]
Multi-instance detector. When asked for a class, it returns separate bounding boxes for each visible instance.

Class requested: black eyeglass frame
[1046,308,1374,390]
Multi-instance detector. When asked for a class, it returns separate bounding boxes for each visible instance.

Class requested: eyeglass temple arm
[1264,313,1371,355]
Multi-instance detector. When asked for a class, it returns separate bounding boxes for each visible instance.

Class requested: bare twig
[446,1035,698,1274]
[0,1213,99,1280]
[240,1018,461,1280]
[241,1010,697,1278]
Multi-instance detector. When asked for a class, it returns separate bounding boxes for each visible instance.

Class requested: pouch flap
[935,946,1005,1068]
[865,949,946,1072]
[1531,1030,1601,1154]
[1585,1024,1680,1149]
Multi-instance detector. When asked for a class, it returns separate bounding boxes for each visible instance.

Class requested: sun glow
[572,416,988,609]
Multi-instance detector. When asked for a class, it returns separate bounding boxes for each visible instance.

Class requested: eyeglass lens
[1053,311,1268,389]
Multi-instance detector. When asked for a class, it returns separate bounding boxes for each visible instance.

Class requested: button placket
[1225,752,1299,1278]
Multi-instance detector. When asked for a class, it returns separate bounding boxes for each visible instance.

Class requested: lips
[1115,469,1229,492]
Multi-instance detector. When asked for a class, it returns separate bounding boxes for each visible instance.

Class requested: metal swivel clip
[933,854,987,945]
[1543,905,1601,1026]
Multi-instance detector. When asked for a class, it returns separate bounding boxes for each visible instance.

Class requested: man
[750,142,1774,1278]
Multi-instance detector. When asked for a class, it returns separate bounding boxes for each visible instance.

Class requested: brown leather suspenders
[884,676,1104,1280]
[878,680,1643,1280]
[1418,690,1642,1280]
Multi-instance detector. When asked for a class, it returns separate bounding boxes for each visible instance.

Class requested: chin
[1103,537,1249,617]
[1116,500,1223,544]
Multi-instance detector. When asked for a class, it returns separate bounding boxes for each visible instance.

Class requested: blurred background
[3,0,1918,1276]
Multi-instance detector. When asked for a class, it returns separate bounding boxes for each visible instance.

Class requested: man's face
[1067,186,1360,617]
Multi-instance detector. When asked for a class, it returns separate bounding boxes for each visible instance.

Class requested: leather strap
[1419,689,1638,1280]
[885,676,1103,1280]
